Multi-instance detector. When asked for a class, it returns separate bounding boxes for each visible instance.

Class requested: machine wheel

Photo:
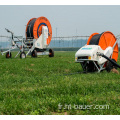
[31,50,37,58]
[6,52,12,58]
[81,61,96,72]
[49,49,54,57]
[20,52,26,59]
[106,59,117,72]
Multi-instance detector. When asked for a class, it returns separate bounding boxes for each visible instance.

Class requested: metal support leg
[26,49,31,56]
[93,61,105,72]
[26,43,35,57]
[1,47,17,55]
[93,61,101,72]
[15,51,20,58]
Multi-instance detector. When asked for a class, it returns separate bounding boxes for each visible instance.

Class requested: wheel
[20,52,26,59]
[80,61,96,72]
[31,50,37,58]
[106,59,117,72]
[80,62,87,72]
[49,49,54,57]
[87,62,97,72]
[6,52,11,58]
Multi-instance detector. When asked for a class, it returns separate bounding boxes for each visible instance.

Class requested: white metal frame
[0,27,51,58]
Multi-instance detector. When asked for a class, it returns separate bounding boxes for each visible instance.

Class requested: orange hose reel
[87,31,119,62]
[26,16,52,45]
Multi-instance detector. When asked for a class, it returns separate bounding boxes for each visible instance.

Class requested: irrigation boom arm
[5,28,14,35]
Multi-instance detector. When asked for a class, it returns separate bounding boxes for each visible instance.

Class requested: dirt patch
[111,68,119,74]
[31,64,34,66]
[64,69,70,73]
[25,68,33,72]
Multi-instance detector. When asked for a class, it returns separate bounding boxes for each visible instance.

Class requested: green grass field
[0,51,120,115]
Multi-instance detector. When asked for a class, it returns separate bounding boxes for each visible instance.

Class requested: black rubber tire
[20,52,26,59]
[106,59,117,72]
[81,61,96,72]
[87,62,97,72]
[6,52,12,58]
[49,49,54,57]
[31,50,37,58]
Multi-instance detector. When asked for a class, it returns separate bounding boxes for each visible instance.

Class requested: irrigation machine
[75,31,120,72]
[1,16,54,59]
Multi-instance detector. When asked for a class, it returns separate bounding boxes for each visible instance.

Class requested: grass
[0,51,120,115]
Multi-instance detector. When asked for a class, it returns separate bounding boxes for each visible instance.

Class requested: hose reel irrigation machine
[75,31,120,72]
[1,16,54,58]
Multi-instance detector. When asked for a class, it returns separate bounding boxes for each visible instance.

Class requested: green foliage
[0,51,120,115]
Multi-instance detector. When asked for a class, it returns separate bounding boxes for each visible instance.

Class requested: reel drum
[26,16,52,46]
[87,31,119,62]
